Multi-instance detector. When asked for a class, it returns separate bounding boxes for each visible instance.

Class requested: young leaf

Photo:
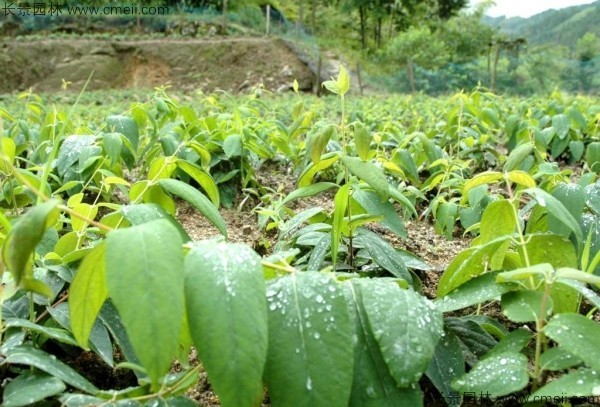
[332,183,351,268]
[70,242,108,349]
[265,272,353,407]
[452,351,528,397]
[105,219,185,388]
[353,122,371,161]
[544,313,600,372]
[185,241,267,407]
[462,171,503,197]
[298,152,340,187]
[310,125,334,165]
[158,178,227,238]
[359,279,443,387]
[346,282,424,407]
[337,65,350,96]
[2,199,60,286]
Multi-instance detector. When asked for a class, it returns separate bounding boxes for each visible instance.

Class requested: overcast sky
[472,0,598,18]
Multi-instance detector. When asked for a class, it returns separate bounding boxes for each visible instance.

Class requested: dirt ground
[0,38,315,94]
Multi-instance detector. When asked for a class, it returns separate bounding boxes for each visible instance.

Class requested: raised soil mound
[0,37,315,94]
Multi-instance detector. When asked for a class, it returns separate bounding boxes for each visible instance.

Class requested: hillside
[485,1,600,48]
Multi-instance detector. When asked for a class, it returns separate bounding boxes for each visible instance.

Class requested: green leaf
[504,143,534,172]
[556,278,600,310]
[425,329,465,405]
[5,344,97,393]
[70,242,108,349]
[445,317,498,366]
[501,291,553,323]
[437,236,512,297]
[479,199,518,245]
[356,230,411,281]
[585,183,600,215]
[57,135,95,176]
[549,183,585,238]
[337,65,350,96]
[120,203,191,243]
[353,122,371,161]
[48,303,114,367]
[309,125,334,165]
[452,351,528,397]
[552,113,570,139]
[462,171,503,197]
[98,300,142,373]
[533,368,600,398]
[264,272,353,407]
[3,372,66,407]
[102,132,123,166]
[524,188,583,245]
[176,160,220,207]
[540,347,583,371]
[586,142,600,173]
[570,140,585,161]
[359,279,443,387]
[158,178,227,238]
[105,219,184,388]
[107,115,139,151]
[486,329,532,358]
[0,137,16,173]
[223,134,242,158]
[281,182,338,206]
[4,318,78,347]
[2,199,60,286]
[387,186,417,218]
[353,189,406,237]
[298,152,340,187]
[185,241,267,407]
[436,272,514,313]
[346,282,423,407]
[341,156,389,199]
[332,183,350,268]
[544,313,600,371]
[506,170,535,188]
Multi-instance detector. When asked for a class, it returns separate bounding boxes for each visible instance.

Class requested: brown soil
[0,37,314,94]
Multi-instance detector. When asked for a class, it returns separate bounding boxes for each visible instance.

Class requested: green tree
[386,26,448,92]
[575,32,599,92]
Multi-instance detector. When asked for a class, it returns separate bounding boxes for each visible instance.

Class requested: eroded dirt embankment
[0,37,315,93]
